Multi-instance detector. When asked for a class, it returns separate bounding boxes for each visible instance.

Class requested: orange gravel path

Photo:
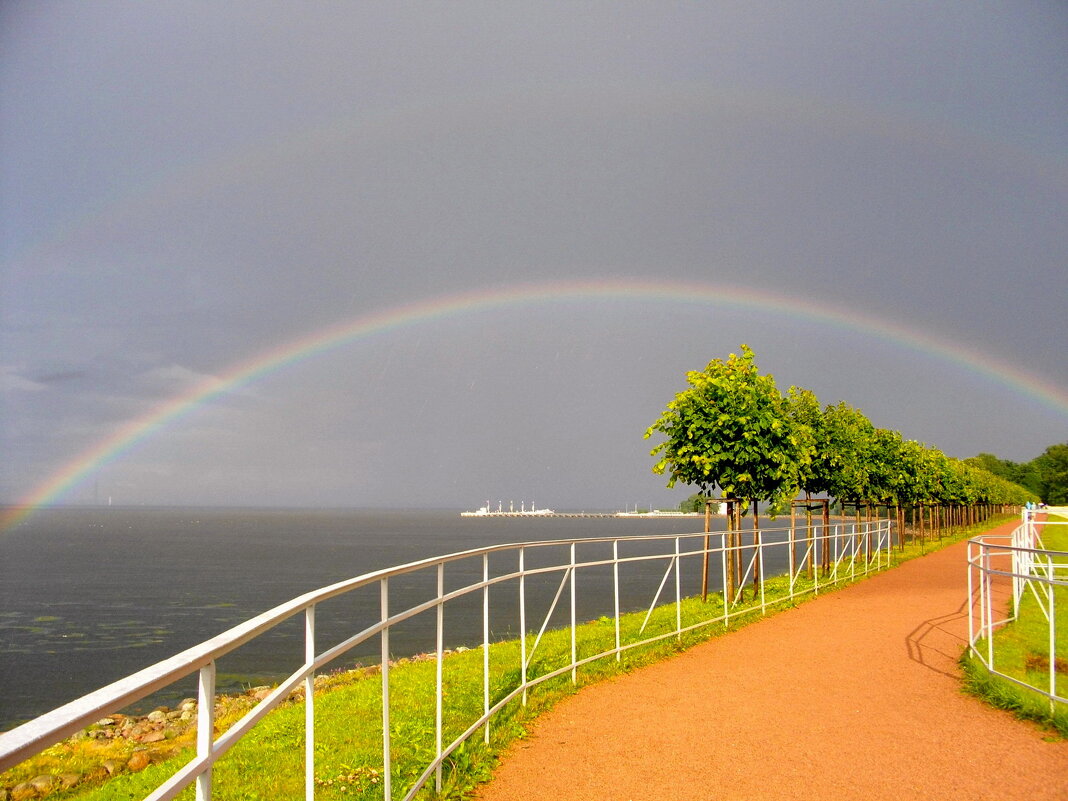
[475,520,1067,800]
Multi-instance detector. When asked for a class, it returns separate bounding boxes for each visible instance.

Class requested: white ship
[461,501,555,517]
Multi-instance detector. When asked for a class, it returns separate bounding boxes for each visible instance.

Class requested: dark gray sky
[2,2,1066,511]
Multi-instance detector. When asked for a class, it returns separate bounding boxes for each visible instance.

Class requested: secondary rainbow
[9,83,1065,286]
[4,277,1067,529]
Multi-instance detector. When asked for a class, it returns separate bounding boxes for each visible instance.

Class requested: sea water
[0,507,756,730]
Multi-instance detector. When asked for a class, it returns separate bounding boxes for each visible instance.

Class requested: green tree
[644,345,804,508]
[679,493,706,512]
[965,452,1016,481]
[896,439,933,507]
[820,402,876,505]
[964,451,1041,496]
[868,428,907,505]
[1036,443,1068,505]
[785,386,825,497]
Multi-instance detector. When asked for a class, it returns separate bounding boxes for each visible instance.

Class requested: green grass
[3,515,1011,800]
[961,514,1068,737]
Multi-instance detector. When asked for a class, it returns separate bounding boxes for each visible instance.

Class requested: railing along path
[967,508,1068,709]
[0,518,895,800]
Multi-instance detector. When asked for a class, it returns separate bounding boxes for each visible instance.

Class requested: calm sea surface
[0,507,765,730]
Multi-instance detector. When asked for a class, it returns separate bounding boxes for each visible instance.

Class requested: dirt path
[475,520,1067,800]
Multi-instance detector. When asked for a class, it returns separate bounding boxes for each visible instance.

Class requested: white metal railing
[967,508,1067,709]
[0,518,894,800]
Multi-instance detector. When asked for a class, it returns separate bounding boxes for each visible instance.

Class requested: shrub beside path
[475,519,1067,800]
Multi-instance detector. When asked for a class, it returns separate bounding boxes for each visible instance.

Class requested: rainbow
[4,277,1067,529]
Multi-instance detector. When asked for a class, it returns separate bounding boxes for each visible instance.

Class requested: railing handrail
[966,543,1068,583]
[0,527,737,764]
[966,510,1065,711]
[1,518,896,798]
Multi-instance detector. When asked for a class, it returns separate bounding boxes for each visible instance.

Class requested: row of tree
[965,445,1068,506]
[645,345,1039,518]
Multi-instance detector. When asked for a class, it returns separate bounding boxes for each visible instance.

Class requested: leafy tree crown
[645,345,803,506]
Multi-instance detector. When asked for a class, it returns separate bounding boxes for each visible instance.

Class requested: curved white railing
[967,509,1067,708]
[1,519,893,800]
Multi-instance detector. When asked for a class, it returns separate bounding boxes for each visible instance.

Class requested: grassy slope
[4,517,1011,800]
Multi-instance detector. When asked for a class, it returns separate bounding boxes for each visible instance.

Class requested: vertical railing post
[720,533,729,626]
[985,549,995,669]
[821,524,828,589]
[304,606,315,801]
[872,520,878,569]
[978,543,988,659]
[613,540,621,660]
[381,578,391,801]
[804,510,811,586]
[836,523,843,581]
[435,563,444,792]
[757,532,766,615]
[822,502,830,576]
[860,505,867,562]
[789,504,796,592]
[674,537,682,638]
[871,516,880,568]
[967,542,975,654]
[871,522,877,570]
[196,661,216,801]
[1012,526,1022,617]
[725,502,735,604]
[831,524,838,583]
[1049,573,1057,708]
[813,523,821,596]
[483,553,490,745]
[850,520,856,580]
[519,547,528,704]
[570,542,577,683]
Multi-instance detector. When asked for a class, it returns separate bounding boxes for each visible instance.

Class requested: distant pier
[461,500,719,519]
[460,511,615,518]
[459,510,705,519]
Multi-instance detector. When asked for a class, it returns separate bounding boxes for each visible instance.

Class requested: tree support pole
[821,499,830,575]
[701,498,711,601]
[752,500,761,591]
[789,502,797,580]
[725,500,735,604]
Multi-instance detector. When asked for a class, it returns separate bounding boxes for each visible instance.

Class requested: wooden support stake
[789,502,796,580]
[701,498,711,601]
[752,500,761,591]
[725,500,735,604]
